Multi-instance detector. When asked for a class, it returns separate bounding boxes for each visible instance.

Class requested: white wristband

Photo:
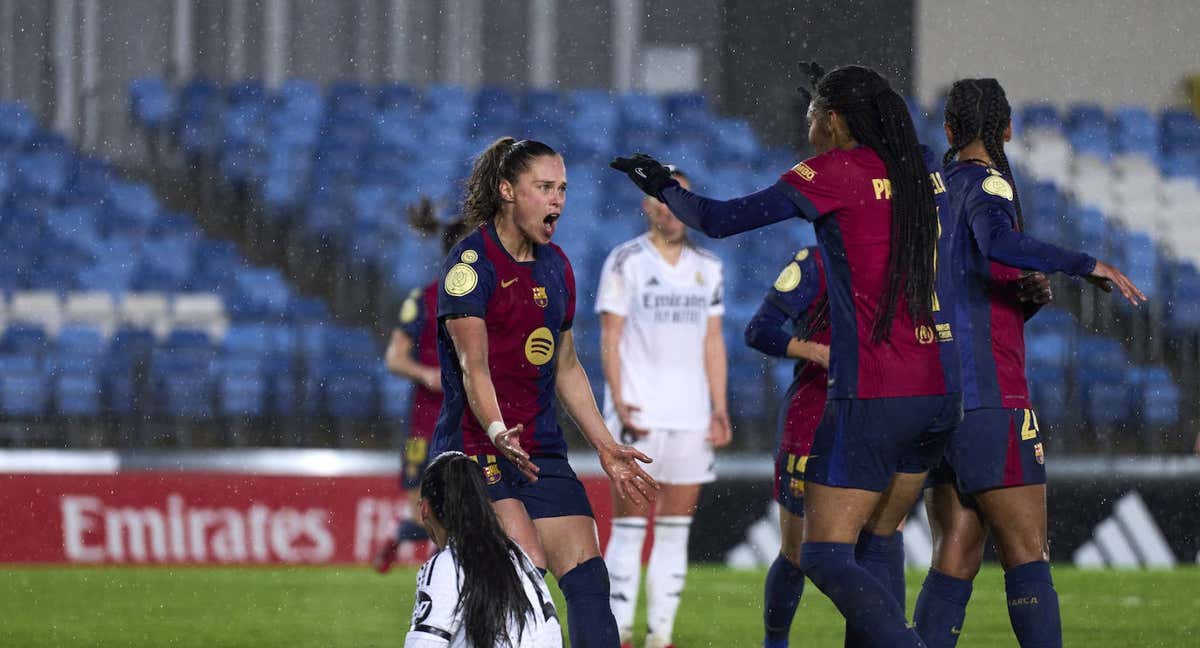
[486,421,508,444]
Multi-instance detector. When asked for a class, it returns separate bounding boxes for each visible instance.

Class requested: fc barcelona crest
[532,286,548,308]
[789,477,805,498]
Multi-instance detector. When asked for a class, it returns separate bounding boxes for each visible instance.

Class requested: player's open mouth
[543,213,559,237]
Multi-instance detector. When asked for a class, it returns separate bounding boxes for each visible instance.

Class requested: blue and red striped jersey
[397,282,443,440]
[772,146,959,400]
[944,161,1092,410]
[744,246,830,454]
[432,223,577,457]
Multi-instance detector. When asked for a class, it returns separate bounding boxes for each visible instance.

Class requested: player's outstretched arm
[610,154,800,238]
[554,329,659,506]
[445,316,538,481]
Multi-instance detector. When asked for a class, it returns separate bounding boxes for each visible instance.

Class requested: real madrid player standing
[596,167,731,648]
[434,137,659,648]
[914,78,1145,648]
[375,216,470,574]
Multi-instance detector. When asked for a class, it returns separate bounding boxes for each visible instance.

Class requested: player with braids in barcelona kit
[375,213,471,574]
[596,167,731,648]
[434,137,659,648]
[613,64,961,647]
[913,79,1145,648]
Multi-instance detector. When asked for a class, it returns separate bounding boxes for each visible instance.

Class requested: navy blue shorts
[928,407,1047,495]
[805,394,962,492]
[773,450,808,517]
[469,453,595,520]
[402,436,433,491]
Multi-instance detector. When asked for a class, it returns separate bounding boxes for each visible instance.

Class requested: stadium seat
[9,291,62,334]
[170,294,227,338]
[129,77,174,129]
[63,292,117,334]
[120,293,170,335]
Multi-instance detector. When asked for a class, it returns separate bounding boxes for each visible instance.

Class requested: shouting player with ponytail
[612,64,960,647]
[914,78,1145,648]
[435,137,658,648]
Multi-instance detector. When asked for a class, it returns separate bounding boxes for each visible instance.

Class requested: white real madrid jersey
[404,546,562,648]
[595,234,724,431]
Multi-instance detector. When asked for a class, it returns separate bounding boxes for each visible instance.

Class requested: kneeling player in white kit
[405,452,562,648]
[597,168,731,648]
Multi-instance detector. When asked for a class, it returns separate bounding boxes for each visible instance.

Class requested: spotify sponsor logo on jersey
[524,327,555,366]
[641,290,708,324]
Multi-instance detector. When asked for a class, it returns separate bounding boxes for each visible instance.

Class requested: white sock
[605,517,648,643]
[646,516,691,648]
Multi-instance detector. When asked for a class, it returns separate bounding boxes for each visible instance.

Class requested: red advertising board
[0,472,615,566]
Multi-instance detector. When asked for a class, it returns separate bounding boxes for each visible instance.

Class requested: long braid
[815,66,939,340]
[942,80,985,167]
[976,80,1024,230]
[945,79,1023,231]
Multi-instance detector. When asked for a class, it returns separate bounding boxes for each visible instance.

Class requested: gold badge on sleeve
[795,248,810,262]
[444,263,478,297]
[982,175,1014,200]
[774,262,802,292]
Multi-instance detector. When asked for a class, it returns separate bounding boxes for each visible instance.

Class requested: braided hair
[811,65,939,340]
[421,451,534,647]
[943,79,1023,230]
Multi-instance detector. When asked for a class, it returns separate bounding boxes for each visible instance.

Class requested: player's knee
[999,539,1049,571]
[931,538,984,580]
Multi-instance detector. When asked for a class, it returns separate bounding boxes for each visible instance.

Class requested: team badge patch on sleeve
[794,248,810,262]
[982,175,1014,200]
[444,263,478,296]
[460,249,479,263]
[774,262,802,292]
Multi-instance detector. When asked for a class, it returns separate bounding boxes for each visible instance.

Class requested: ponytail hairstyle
[420,451,533,648]
[462,137,560,228]
[943,78,1023,230]
[811,65,939,340]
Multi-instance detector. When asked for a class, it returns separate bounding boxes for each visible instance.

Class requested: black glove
[609,154,677,198]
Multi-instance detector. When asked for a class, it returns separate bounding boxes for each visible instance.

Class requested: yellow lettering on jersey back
[930,171,947,195]
[872,178,893,200]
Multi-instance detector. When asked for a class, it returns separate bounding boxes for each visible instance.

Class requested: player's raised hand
[493,424,540,482]
[609,153,677,198]
[1086,260,1147,306]
[599,443,659,507]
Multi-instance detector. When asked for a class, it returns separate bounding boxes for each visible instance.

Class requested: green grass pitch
[1,565,1196,646]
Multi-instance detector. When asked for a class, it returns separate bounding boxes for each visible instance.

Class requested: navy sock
[1004,561,1062,648]
[914,569,973,648]
[844,531,907,647]
[799,542,925,648]
[888,530,908,612]
[763,553,806,645]
[557,557,620,648]
[396,519,428,542]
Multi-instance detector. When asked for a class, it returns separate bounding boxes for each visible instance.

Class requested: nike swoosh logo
[501,278,518,288]
[951,627,961,635]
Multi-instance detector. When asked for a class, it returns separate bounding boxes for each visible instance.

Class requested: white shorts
[606,417,716,485]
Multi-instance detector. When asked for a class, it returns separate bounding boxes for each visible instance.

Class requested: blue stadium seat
[0,355,49,417]
[1016,103,1062,133]
[129,77,174,129]
[0,102,37,148]
[1,325,49,355]
[1112,106,1158,156]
